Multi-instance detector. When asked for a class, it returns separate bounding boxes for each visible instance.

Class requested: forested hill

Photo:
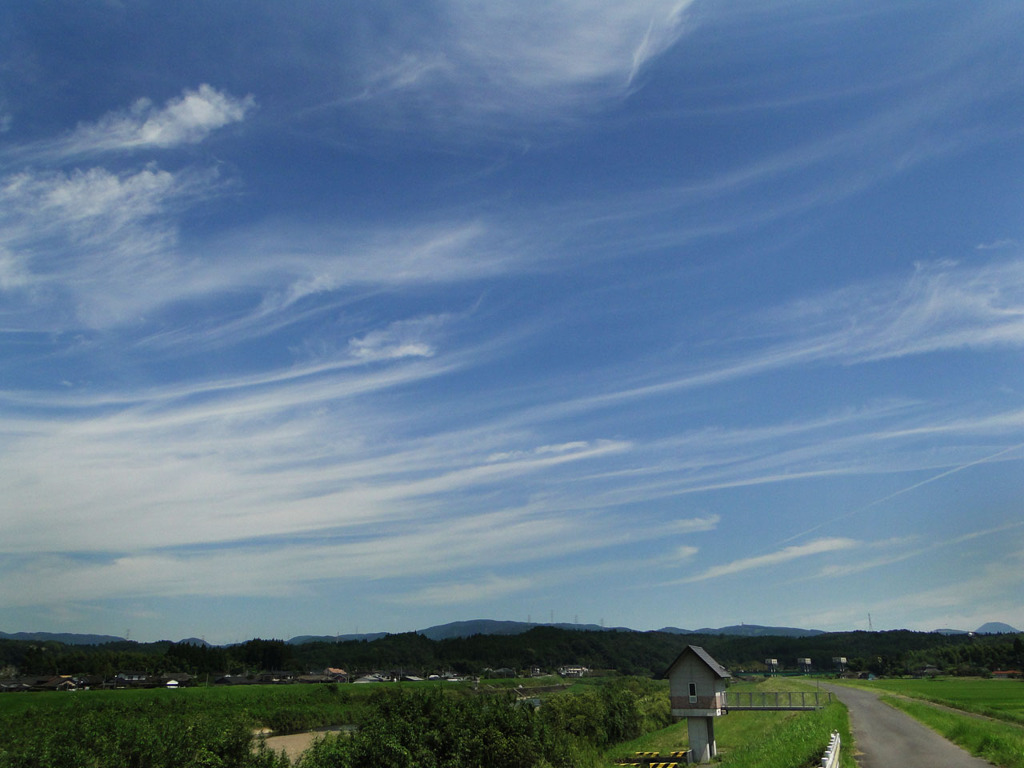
[3,626,1022,679]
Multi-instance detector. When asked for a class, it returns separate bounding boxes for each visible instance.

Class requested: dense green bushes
[0,698,288,768]
[0,685,354,767]
[0,677,669,768]
[296,678,670,768]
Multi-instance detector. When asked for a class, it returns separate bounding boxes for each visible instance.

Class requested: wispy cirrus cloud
[682,538,859,583]
[546,257,1024,421]
[816,522,1024,580]
[0,158,517,330]
[0,494,626,607]
[0,165,205,327]
[796,538,1024,632]
[347,315,449,362]
[393,575,535,606]
[20,85,254,160]
[328,0,697,129]
[667,515,720,534]
[442,0,693,92]
[0,345,629,557]
[0,86,251,329]
[775,258,1024,363]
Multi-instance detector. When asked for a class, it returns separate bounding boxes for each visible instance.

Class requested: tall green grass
[605,678,854,768]
[717,702,853,768]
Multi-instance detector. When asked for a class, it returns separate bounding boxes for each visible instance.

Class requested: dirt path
[820,684,993,768]
[261,731,323,762]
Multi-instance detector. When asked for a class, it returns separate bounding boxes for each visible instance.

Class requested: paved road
[820,684,992,768]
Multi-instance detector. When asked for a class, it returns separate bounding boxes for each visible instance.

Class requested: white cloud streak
[334,0,697,128]
[0,163,516,330]
[393,575,536,606]
[443,1,693,92]
[31,85,254,158]
[683,538,859,583]
[542,257,1024,423]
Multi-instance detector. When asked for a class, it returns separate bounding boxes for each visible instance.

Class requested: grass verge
[604,679,855,768]
[884,696,1024,768]
[838,677,1024,726]
[716,701,854,768]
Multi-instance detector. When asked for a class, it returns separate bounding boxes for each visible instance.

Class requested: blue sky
[2,0,1023,644]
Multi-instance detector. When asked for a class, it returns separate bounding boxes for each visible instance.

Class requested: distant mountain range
[2,619,1019,647]
[659,624,826,638]
[289,618,1017,644]
[933,622,1021,636]
[0,631,127,645]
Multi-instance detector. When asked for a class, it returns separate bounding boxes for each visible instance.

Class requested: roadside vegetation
[715,699,853,768]
[837,676,1024,768]
[607,677,855,768]
[840,676,1024,724]
[885,697,1024,768]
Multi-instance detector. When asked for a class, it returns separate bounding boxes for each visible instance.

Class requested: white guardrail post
[820,730,840,768]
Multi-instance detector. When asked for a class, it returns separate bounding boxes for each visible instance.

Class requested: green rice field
[842,676,1024,724]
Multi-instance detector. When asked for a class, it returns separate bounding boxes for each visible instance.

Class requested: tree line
[3,627,1022,680]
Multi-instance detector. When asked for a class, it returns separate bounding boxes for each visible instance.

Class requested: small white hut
[665,645,731,763]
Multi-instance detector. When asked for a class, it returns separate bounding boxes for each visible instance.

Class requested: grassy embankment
[838,677,1024,768]
[606,677,856,768]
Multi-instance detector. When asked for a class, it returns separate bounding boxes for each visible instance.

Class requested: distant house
[158,672,193,688]
[484,667,516,679]
[113,671,151,688]
[34,676,76,692]
[0,679,32,693]
[257,670,296,684]
[992,670,1020,679]
[558,665,589,678]
[324,667,348,682]
[353,673,388,684]
[213,675,259,686]
[297,674,333,684]
[72,674,105,690]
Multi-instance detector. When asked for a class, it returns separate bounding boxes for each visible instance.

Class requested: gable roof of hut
[663,644,732,679]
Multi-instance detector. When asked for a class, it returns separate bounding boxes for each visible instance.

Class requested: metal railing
[669,692,726,710]
[821,730,841,768]
[723,690,832,710]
